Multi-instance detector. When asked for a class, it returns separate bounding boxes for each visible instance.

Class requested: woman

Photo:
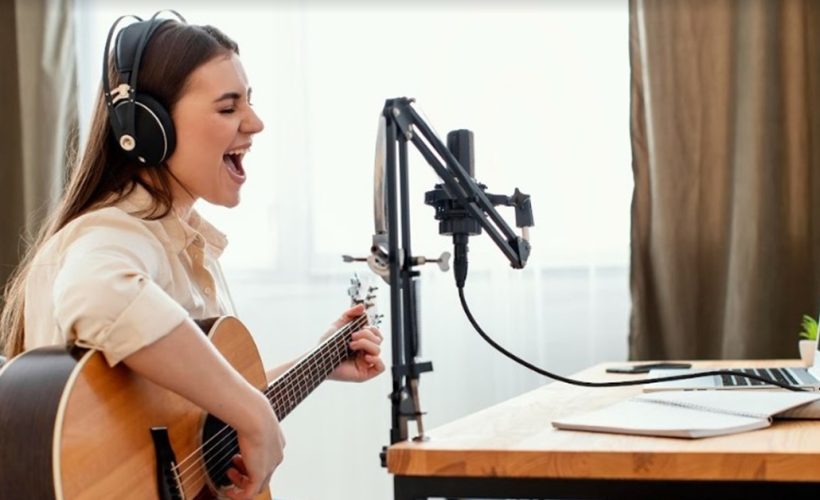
[0,16,384,500]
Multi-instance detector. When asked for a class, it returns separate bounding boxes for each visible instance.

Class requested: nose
[242,106,265,135]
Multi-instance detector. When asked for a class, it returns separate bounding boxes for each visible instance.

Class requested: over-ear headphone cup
[112,93,176,165]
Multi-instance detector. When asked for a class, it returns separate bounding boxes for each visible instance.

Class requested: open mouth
[223,145,249,183]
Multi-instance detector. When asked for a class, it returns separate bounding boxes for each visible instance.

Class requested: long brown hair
[0,21,239,358]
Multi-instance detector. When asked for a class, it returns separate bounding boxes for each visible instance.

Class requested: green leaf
[799,314,819,341]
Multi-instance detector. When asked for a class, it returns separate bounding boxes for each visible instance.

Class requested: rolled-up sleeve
[52,214,189,366]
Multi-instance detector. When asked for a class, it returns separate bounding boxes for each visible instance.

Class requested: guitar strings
[174,318,360,489]
[178,339,353,492]
[176,337,355,492]
[174,314,364,473]
[172,315,368,492]
[175,314,364,479]
[175,323,357,492]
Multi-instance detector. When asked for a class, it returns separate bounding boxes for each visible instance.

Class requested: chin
[222,196,241,208]
[206,192,241,208]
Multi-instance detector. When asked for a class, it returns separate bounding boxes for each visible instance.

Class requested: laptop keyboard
[720,368,800,387]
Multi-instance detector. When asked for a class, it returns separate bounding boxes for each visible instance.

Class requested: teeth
[225,147,250,156]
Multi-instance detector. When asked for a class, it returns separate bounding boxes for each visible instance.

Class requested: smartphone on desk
[605,362,692,374]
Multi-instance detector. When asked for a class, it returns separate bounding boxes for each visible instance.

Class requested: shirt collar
[114,183,228,257]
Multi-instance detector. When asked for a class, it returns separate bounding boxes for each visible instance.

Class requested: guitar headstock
[348,274,382,326]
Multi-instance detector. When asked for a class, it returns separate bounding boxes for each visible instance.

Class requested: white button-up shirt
[24,184,235,366]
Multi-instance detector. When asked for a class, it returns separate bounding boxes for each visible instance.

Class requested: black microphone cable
[457,286,805,392]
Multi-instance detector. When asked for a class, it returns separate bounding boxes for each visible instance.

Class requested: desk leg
[394,476,429,500]
[394,478,422,499]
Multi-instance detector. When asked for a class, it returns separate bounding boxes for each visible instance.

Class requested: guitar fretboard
[263,315,365,420]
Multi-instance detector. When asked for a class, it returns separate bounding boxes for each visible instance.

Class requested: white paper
[552,391,820,438]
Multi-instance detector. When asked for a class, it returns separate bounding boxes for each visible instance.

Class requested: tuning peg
[343,255,368,263]
[412,251,451,272]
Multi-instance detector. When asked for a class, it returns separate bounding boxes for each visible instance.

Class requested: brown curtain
[629,0,820,360]
[0,0,26,291]
[0,0,77,289]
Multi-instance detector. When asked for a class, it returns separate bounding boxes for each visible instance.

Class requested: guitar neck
[264,315,366,420]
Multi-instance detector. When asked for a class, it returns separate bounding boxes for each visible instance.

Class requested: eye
[219,108,236,114]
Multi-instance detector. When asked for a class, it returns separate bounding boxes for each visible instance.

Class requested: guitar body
[0,316,271,500]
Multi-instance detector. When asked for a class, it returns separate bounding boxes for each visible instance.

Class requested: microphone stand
[373,97,533,466]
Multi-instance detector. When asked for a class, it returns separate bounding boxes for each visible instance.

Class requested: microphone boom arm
[389,99,532,269]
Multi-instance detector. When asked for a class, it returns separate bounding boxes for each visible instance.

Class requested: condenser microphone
[446,129,475,178]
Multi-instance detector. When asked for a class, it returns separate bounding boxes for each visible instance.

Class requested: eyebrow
[213,88,253,103]
[213,92,240,103]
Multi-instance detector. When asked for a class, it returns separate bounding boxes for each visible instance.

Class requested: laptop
[643,311,820,392]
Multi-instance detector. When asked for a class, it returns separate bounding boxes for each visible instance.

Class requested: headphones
[102,11,186,166]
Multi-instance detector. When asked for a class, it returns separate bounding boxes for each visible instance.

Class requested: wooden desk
[386,360,820,499]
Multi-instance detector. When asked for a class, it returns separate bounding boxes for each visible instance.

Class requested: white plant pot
[799,339,815,366]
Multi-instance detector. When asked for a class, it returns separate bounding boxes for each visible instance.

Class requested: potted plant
[798,314,819,366]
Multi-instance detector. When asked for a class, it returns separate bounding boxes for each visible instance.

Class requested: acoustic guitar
[0,276,378,499]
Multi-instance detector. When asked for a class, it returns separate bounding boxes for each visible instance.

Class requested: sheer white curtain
[75,2,630,499]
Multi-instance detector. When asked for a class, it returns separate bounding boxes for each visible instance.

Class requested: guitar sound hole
[201,414,239,490]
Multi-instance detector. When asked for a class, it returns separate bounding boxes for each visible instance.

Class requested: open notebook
[552,391,820,438]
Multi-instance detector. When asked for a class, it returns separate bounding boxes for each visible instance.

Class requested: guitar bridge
[151,427,184,500]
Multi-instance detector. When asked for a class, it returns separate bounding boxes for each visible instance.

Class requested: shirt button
[204,287,212,295]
